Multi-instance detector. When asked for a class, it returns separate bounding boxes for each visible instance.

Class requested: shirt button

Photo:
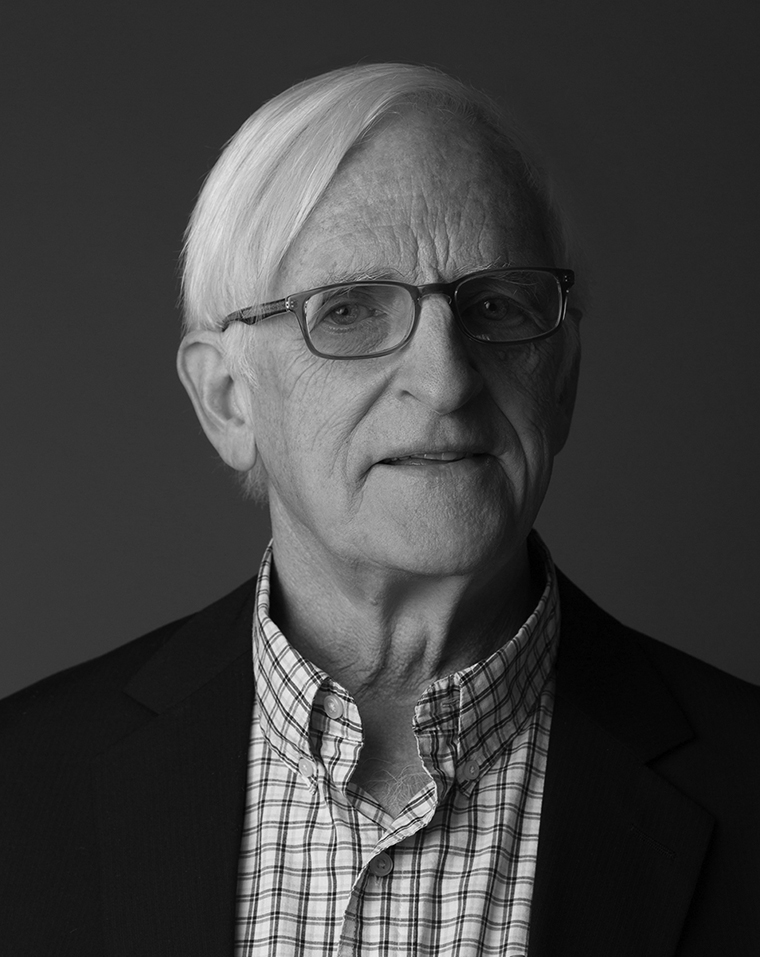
[369,853,393,877]
[298,757,316,778]
[324,694,344,719]
[461,759,480,781]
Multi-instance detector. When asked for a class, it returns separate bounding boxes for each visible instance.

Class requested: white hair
[181,62,578,501]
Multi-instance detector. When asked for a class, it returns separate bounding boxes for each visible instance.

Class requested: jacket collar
[123,577,255,714]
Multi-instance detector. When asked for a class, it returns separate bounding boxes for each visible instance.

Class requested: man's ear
[176,330,258,472]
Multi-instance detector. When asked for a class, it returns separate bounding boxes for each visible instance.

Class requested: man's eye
[476,296,521,320]
[321,301,374,326]
[306,294,379,330]
[466,294,530,324]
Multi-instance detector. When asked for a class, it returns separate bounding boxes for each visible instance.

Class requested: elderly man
[1,63,758,956]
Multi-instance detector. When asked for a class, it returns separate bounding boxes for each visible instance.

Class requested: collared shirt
[235,532,559,956]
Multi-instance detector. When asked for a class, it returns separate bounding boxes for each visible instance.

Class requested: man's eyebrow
[315,257,511,287]
[462,255,511,275]
[316,267,403,285]
[327,273,377,285]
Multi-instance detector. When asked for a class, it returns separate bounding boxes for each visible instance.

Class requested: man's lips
[379,451,485,465]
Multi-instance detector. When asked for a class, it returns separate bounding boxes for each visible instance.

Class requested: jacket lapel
[93,579,256,957]
[529,574,714,957]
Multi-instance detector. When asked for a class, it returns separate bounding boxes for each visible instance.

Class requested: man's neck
[267,531,538,706]
[264,522,541,816]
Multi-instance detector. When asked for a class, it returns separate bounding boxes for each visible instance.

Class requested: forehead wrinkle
[278,115,528,295]
[289,218,511,290]
[318,254,512,286]
[368,147,514,280]
[323,189,505,286]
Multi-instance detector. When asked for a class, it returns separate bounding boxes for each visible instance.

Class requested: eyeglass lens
[304,284,412,357]
[303,270,561,357]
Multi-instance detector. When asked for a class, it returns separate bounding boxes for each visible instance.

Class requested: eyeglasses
[221,267,575,360]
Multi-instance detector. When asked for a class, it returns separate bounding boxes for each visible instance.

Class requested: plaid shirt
[235,533,559,956]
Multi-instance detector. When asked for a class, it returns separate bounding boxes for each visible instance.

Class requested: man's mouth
[380,452,480,465]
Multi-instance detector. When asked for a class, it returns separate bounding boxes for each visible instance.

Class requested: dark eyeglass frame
[221,267,576,360]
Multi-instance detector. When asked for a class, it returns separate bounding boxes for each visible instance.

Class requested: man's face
[246,113,579,583]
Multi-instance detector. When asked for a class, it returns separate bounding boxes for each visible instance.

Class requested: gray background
[2,0,758,698]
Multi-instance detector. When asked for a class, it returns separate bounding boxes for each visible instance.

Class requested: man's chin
[367,502,519,579]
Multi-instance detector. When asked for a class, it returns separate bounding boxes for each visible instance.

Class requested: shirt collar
[251,532,559,787]
[252,550,325,776]
[419,532,559,792]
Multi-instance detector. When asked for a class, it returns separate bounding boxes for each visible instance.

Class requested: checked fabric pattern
[235,533,559,956]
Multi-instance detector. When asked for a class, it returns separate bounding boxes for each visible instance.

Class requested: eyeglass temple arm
[221,298,288,331]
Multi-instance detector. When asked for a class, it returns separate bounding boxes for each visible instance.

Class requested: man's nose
[393,294,483,414]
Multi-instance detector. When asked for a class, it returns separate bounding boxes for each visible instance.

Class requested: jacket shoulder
[635,627,760,720]
[0,578,256,950]
[0,577,256,757]
[556,568,760,801]
[557,567,760,707]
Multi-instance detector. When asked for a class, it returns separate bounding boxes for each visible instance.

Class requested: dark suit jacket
[1,572,759,956]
